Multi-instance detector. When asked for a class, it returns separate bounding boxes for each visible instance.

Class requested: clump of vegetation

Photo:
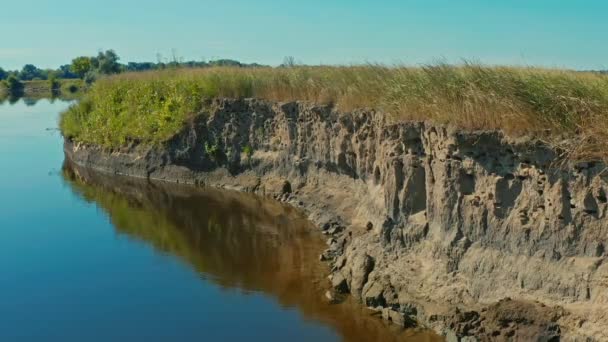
[205,140,223,162]
[66,83,80,94]
[49,76,60,93]
[242,145,254,160]
[60,64,608,160]
[4,75,24,95]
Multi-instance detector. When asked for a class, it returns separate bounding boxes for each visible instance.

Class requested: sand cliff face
[64,98,608,341]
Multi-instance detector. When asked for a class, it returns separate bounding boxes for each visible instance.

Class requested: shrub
[4,75,23,95]
[205,141,222,162]
[242,145,254,159]
[49,77,60,92]
[83,71,98,85]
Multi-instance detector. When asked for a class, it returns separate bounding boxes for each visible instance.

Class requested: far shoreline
[0,79,83,101]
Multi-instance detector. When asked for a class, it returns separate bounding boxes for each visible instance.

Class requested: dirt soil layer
[64,98,608,341]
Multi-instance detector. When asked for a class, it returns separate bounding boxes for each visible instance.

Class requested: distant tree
[155,53,166,69]
[83,70,98,85]
[167,48,182,68]
[48,75,60,92]
[57,64,78,79]
[0,50,265,84]
[4,75,23,94]
[38,69,55,81]
[19,64,44,80]
[281,56,297,67]
[126,62,157,72]
[70,57,92,78]
[93,50,121,74]
[44,69,60,80]
[182,60,209,68]
[209,59,242,67]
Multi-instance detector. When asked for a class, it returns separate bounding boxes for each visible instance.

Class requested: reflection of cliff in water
[62,161,439,342]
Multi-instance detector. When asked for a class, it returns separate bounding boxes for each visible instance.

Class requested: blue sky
[1,0,606,70]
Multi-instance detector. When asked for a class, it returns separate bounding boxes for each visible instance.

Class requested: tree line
[0,50,261,94]
[0,50,264,93]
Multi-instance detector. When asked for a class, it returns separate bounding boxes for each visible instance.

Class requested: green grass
[60,64,608,160]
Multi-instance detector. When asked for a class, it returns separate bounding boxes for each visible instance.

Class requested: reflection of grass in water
[62,166,317,289]
[0,93,82,106]
[63,168,212,274]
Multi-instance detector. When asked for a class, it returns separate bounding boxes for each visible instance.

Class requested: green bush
[242,145,253,159]
[49,77,60,92]
[4,75,23,95]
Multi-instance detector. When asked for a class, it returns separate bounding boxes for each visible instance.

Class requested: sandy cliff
[64,98,608,341]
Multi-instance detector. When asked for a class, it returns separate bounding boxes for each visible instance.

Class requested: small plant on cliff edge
[242,145,254,164]
[225,147,233,162]
[204,140,222,163]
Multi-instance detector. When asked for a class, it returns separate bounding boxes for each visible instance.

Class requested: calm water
[0,98,439,341]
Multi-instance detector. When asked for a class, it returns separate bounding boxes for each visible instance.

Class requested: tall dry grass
[60,64,608,160]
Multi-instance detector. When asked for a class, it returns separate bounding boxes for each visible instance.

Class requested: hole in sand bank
[597,190,607,204]
[459,172,475,195]
[374,166,381,185]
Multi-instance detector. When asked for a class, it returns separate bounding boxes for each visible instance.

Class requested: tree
[281,56,297,67]
[209,59,242,67]
[70,57,92,78]
[57,64,78,79]
[126,62,156,72]
[4,75,23,94]
[93,50,120,75]
[0,67,7,80]
[83,70,98,85]
[44,69,59,81]
[19,64,44,80]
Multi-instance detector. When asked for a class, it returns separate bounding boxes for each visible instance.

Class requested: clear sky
[1,0,606,70]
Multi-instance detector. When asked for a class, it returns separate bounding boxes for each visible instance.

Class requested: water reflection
[62,161,440,342]
[0,94,80,106]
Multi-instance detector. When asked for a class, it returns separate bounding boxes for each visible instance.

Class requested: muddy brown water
[1,98,441,341]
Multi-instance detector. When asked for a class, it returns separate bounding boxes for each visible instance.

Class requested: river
[0,98,439,341]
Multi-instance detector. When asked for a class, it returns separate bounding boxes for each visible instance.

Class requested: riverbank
[63,98,608,340]
[0,79,83,100]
